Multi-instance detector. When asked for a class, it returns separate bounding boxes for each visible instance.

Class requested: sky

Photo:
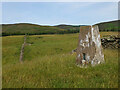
[2,2,118,26]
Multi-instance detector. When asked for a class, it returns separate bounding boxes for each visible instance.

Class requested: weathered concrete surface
[76,25,104,67]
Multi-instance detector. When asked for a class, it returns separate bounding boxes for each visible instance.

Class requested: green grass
[2,36,23,65]
[2,32,118,88]
[96,20,120,31]
[2,23,80,36]
[2,20,120,36]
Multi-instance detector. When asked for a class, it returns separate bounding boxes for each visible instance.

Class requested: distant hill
[96,20,120,32]
[55,24,87,30]
[1,20,120,36]
[2,23,80,36]
[55,24,80,30]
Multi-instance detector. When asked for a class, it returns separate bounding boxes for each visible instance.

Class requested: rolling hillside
[1,23,80,36]
[96,20,120,32]
[1,20,120,36]
[55,24,80,30]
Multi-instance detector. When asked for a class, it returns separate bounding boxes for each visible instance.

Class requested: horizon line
[1,19,119,26]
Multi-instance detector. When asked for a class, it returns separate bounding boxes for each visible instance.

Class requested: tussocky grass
[2,32,118,88]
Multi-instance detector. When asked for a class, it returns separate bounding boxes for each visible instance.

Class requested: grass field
[2,32,118,88]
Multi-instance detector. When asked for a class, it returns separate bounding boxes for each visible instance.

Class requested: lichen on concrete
[76,25,104,67]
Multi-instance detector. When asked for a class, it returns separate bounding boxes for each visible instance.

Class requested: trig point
[76,25,104,67]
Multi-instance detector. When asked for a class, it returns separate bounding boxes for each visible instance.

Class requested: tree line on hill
[1,20,120,36]
[1,23,81,36]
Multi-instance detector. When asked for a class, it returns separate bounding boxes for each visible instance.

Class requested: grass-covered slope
[2,20,120,36]
[2,23,80,36]
[2,32,118,88]
[96,20,120,32]
[2,23,65,36]
[55,24,81,30]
